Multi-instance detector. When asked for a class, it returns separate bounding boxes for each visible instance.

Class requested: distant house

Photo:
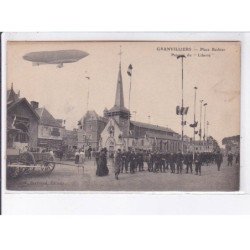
[7,85,39,151]
[77,110,107,150]
[62,129,78,150]
[187,139,215,153]
[34,104,65,150]
[222,135,240,155]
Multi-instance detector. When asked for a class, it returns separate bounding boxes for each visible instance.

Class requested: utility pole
[203,103,208,141]
[193,86,198,156]
[177,55,186,154]
[207,121,209,139]
[199,99,204,141]
[193,86,198,142]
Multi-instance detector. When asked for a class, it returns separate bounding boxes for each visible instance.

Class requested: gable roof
[7,98,40,120]
[130,120,177,134]
[35,107,62,127]
[7,90,19,103]
[78,110,108,124]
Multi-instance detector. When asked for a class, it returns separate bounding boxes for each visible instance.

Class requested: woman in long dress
[96,148,109,176]
[75,150,80,164]
[79,149,85,173]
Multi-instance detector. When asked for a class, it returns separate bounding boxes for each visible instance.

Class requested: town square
[5,41,240,191]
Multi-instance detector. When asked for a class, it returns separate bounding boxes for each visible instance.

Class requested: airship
[23,49,89,68]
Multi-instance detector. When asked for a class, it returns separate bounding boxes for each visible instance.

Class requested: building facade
[99,60,183,153]
[35,104,65,150]
[187,139,215,153]
[77,110,107,150]
[62,129,78,150]
[222,135,240,155]
[7,86,39,151]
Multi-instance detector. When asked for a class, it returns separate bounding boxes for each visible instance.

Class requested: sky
[7,41,240,145]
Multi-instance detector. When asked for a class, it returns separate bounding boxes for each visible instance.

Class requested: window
[51,127,60,136]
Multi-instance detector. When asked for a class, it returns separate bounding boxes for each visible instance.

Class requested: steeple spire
[114,46,125,108]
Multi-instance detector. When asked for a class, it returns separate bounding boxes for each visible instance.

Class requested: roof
[145,131,180,140]
[7,97,40,120]
[130,120,177,134]
[79,110,108,124]
[108,105,130,113]
[222,135,240,145]
[7,89,19,103]
[106,62,130,114]
[36,107,62,127]
[114,63,125,108]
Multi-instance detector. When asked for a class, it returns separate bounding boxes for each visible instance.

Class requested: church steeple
[114,60,125,108]
[104,46,130,136]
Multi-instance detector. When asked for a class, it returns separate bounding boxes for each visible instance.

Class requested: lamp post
[203,103,208,141]
[207,121,209,139]
[193,86,198,142]
[193,86,198,156]
[177,55,186,154]
[199,99,204,141]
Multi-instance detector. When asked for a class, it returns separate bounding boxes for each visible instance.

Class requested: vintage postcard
[4,40,240,192]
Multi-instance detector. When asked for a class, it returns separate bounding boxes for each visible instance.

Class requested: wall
[38,124,64,140]
[100,118,125,151]
[7,103,38,148]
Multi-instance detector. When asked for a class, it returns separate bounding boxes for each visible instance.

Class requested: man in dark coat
[215,151,223,171]
[88,146,92,160]
[138,150,144,171]
[185,153,193,174]
[194,152,202,176]
[130,150,136,174]
[176,151,184,174]
[169,153,175,173]
[228,153,233,167]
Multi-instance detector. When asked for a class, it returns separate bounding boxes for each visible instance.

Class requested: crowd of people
[91,148,240,180]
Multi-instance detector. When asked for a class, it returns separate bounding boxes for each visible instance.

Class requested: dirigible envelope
[23,49,89,68]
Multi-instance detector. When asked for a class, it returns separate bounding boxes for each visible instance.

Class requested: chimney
[30,101,39,109]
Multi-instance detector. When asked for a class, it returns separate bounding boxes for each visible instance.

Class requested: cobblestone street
[7,158,239,192]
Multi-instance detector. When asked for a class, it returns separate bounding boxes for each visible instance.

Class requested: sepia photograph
[5,40,240,192]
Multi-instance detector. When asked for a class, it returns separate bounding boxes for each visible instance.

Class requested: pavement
[6,158,239,192]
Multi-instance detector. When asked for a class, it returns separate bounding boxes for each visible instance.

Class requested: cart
[7,151,56,178]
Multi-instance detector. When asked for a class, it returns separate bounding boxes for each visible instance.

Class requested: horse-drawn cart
[7,150,56,178]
